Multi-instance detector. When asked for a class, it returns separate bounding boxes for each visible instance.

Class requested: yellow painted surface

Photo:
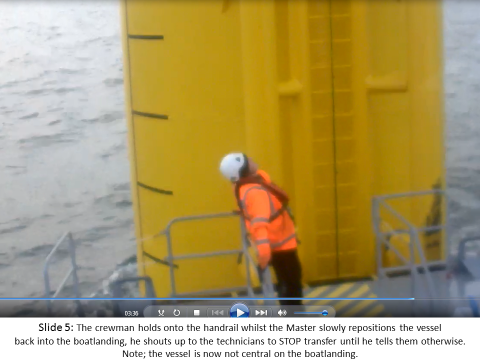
[304,282,389,317]
[120,0,445,297]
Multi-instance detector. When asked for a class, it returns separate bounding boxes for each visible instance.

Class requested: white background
[2,318,476,359]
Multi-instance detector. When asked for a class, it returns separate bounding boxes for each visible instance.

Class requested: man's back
[236,170,297,251]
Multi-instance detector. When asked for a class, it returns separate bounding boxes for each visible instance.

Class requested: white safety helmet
[219,153,249,182]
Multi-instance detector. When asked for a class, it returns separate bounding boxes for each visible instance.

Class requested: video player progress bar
[0,297,416,301]
[295,312,332,315]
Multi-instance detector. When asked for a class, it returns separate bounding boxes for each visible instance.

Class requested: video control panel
[141,304,336,318]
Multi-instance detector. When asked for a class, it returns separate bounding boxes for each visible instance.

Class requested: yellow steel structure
[120,0,445,297]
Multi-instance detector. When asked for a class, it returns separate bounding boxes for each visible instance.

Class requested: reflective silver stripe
[242,212,251,221]
[271,233,297,249]
[250,217,270,225]
[265,191,276,218]
[254,239,270,246]
[270,208,283,220]
[271,205,292,222]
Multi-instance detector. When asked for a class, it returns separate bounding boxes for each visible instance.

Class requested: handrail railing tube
[411,230,438,299]
[163,212,240,299]
[458,237,480,260]
[159,211,277,303]
[375,199,417,271]
[165,227,176,299]
[68,232,81,298]
[373,190,447,315]
[161,212,239,235]
[444,191,450,263]
[375,199,420,312]
[258,268,277,305]
[376,199,414,230]
[241,219,255,299]
[383,225,445,237]
[376,189,444,200]
[378,237,411,269]
[381,261,445,274]
[408,228,417,314]
[372,198,384,278]
[376,189,449,264]
[44,232,69,268]
[43,231,80,315]
[43,232,70,301]
[378,199,440,296]
[167,250,243,262]
[53,268,74,298]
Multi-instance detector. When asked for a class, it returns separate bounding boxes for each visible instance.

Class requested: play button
[230,303,249,318]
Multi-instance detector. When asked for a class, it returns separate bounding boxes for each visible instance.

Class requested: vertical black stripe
[128,34,164,40]
[124,0,146,276]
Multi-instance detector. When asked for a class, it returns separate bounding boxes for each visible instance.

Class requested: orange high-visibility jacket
[235,170,298,268]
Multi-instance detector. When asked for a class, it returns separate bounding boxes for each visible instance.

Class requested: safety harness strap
[234,174,300,251]
[234,174,295,224]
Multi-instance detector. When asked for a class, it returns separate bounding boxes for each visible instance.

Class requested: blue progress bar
[0,297,415,301]
[295,312,329,315]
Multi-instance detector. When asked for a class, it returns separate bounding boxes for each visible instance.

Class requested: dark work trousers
[270,249,303,307]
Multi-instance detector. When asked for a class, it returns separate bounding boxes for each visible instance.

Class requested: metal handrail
[245,249,277,305]
[458,236,480,261]
[155,211,277,303]
[375,188,449,260]
[43,232,81,315]
[372,190,447,308]
[160,212,241,234]
[379,199,439,298]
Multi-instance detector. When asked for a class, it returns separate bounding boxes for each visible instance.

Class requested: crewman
[219,153,303,306]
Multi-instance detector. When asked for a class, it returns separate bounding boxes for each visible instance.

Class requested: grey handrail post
[260,267,277,306]
[239,217,277,303]
[412,230,438,298]
[444,191,450,263]
[240,218,254,298]
[239,218,277,305]
[163,212,247,301]
[160,212,257,301]
[44,267,52,315]
[43,231,81,316]
[158,211,282,303]
[408,227,417,316]
[44,232,70,315]
[165,225,177,303]
[372,190,447,316]
[372,198,383,278]
[68,232,80,299]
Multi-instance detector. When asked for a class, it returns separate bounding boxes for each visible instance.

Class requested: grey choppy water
[444,0,480,243]
[0,1,134,298]
[0,0,479,299]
